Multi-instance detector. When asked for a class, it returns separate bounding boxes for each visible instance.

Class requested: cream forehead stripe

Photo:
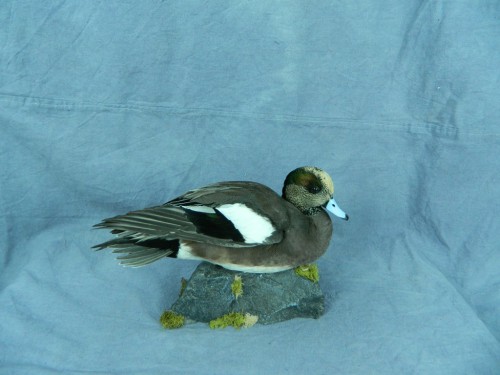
[217,203,275,243]
[303,167,334,194]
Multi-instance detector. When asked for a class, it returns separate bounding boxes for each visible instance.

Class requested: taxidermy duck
[93,166,348,273]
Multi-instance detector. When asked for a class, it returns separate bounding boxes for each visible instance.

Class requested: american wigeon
[93,166,348,272]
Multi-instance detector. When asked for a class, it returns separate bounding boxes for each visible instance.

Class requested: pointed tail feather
[92,236,180,267]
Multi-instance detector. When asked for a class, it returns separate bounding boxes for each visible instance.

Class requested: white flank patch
[182,205,216,214]
[177,242,291,273]
[219,263,292,273]
[177,243,203,261]
[217,203,275,244]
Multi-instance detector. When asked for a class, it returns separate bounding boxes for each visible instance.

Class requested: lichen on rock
[295,264,320,283]
[209,312,258,329]
[231,275,244,299]
[160,310,185,329]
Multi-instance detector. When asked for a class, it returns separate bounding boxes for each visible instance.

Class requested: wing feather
[94,181,288,249]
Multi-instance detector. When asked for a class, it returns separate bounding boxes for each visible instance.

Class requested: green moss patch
[295,264,320,283]
[160,310,185,329]
[209,312,258,329]
[231,275,244,299]
[179,277,188,297]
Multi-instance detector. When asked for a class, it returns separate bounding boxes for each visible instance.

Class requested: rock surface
[170,262,325,325]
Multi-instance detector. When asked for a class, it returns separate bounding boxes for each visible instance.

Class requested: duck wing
[94,182,289,249]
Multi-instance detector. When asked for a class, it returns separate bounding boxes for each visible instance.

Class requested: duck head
[282,166,349,219]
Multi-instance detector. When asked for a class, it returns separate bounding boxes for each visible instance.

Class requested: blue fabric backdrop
[1,1,499,374]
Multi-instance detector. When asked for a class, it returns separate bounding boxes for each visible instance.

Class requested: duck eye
[308,185,321,194]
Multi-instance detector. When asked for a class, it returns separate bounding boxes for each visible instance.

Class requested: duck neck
[282,192,321,216]
[302,207,322,216]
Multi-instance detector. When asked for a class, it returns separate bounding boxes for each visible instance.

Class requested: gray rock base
[170,262,325,325]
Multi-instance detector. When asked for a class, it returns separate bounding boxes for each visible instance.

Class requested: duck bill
[325,198,349,220]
